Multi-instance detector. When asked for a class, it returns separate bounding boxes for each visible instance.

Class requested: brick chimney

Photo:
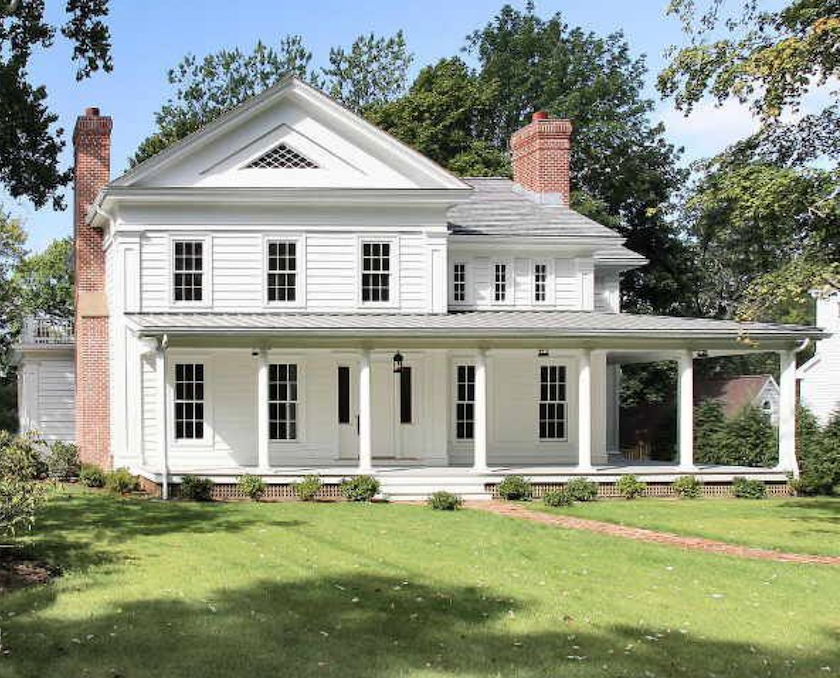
[510,111,573,206]
[73,107,112,468]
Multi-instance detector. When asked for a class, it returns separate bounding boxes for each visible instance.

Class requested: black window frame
[494,263,507,302]
[538,364,567,440]
[173,240,204,303]
[455,364,475,440]
[453,262,467,303]
[267,240,297,303]
[174,363,205,440]
[534,262,547,303]
[361,242,391,303]
[337,366,350,424]
[399,366,412,424]
[269,363,298,441]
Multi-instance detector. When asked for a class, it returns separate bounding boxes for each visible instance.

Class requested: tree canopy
[0,0,112,210]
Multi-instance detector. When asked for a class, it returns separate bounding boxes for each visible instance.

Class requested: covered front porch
[123,310,817,499]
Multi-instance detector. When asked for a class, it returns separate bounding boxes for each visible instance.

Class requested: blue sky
[7,0,777,251]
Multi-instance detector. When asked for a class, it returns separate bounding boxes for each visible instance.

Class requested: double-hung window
[361,242,391,303]
[267,241,297,303]
[174,363,205,440]
[452,262,467,303]
[494,263,507,302]
[269,363,298,441]
[173,240,204,302]
[534,263,547,303]
[538,365,567,440]
[455,365,475,440]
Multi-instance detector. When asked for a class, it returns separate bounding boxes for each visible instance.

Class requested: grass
[531,496,840,556]
[0,487,838,677]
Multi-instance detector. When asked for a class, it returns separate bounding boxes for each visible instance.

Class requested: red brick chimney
[73,107,112,468]
[510,111,573,206]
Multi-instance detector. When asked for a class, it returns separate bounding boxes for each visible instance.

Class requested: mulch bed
[0,554,59,594]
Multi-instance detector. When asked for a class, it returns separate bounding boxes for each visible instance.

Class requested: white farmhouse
[799,291,840,424]
[15,77,823,499]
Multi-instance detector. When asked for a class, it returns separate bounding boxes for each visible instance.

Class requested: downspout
[159,334,170,500]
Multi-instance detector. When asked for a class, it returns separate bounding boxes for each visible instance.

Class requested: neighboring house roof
[449,178,624,240]
[125,310,824,341]
[694,375,778,418]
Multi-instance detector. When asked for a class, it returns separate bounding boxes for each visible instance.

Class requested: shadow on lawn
[20,489,305,573]
[3,574,837,678]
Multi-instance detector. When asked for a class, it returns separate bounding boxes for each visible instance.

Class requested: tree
[133,32,413,166]
[0,210,27,364]
[12,237,74,322]
[0,0,112,210]
[366,58,508,176]
[659,0,840,319]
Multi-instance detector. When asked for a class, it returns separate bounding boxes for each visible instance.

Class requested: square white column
[257,349,270,471]
[677,349,695,470]
[473,348,489,471]
[778,349,799,475]
[157,345,170,500]
[577,348,593,470]
[358,349,373,472]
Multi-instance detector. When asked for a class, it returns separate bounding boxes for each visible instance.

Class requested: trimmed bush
[79,463,106,488]
[46,441,80,480]
[0,430,46,481]
[294,474,322,502]
[543,487,573,507]
[106,468,139,495]
[694,401,777,467]
[795,407,840,495]
[340,475,379,502]
[616,474,647,499]
[427,490,463,510]
[237,474,266,501]
[566,478,598,502]
[497,475,532,501]
[672,475,702,499]
[179,475,213,501]
[732,476,766,499]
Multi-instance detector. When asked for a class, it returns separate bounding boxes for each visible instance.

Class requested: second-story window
[362,242,390,303]
[494,263,507,302]
[453,262,467,302]
[267,241,297,302]
[534,263,547,303]
[173,240,203,302]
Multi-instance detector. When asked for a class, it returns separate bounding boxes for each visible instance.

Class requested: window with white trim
[494,263,507,302]
[269,363,298,441]
[361,242,391,303]
[267,241,297,302]
[534,263,547,302]
[174,363,204,440]
[455,365,475,440]
[173,240,204,302]
[453,262,467,303]
[539,365,567,440]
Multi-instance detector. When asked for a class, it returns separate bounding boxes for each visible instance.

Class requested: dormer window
[246,143,318,169]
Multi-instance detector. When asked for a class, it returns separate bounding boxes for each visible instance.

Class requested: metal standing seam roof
[125,310,824,340]
[449,178,624,239]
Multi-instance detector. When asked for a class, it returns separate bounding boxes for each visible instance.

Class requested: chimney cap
[84,107,100,117]
[532,110,549,122]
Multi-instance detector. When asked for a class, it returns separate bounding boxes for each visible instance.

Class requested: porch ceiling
[126,310,822,351]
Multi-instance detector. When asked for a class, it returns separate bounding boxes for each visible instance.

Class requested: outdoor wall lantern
[393,352,404,373]
[538,349,550,357]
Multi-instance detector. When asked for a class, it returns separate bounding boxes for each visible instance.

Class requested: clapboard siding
[35,358,75,442]
[141,353,160,466]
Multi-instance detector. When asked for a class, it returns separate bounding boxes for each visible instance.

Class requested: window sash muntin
[455,364,475,440]
[269,363,298,441]
[538,364,567,440]
[174,362,205,440]
[453,262,467,303]
[494,263,507,302]
[361,242,391,303]
[534,263,547,302]
[267,240,297,303]
[173,240,204,303]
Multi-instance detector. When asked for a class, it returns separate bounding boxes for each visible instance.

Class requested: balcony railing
[20,316,75,345]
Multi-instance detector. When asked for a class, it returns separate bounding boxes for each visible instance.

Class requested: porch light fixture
[392,352,404,373]
[538,349,549,357]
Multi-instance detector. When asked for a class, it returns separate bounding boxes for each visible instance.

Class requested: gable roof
[694,375,778,417]
[109,75,470,191]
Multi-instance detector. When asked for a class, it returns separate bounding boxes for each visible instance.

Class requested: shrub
[179,475,213,501]
[616,474,647,499]
[79,463,106,488]
[427,490,463,510]
[0,430,46,481]
[0,478,44,539]
[293,474,322,502]
[237,474,266,501]
[46,441,80,480]
[694,402,777,467]
[795,407,840,495]
[496,475,532,501]
[732,476,766,499]
[672,475,702,499]
[566,478,598,502]
[340,475,379,502]
[543,487,573,507]
[105,467,139,495]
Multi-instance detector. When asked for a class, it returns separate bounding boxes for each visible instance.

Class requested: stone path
[469,501,840,566]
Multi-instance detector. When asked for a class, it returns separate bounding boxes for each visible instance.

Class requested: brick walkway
[469,501,840,566]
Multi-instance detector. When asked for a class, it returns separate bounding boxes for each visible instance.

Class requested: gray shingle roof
[126,310,823,341]
[448,178,622,239]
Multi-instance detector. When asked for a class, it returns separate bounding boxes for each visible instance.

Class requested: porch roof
[125,310,823,343]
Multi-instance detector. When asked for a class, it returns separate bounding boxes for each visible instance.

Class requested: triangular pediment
[113,77,468,191]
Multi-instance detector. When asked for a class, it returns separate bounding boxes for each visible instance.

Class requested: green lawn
[532,496,840,556]
[1,488,839,678]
